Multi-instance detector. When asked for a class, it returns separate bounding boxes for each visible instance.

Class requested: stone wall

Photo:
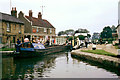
[18,12,32,33]
[2,21,24,44]
[71,49,120,69]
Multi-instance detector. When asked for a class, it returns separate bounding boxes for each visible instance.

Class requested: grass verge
[0,48,15,51]
[81,49,117,57]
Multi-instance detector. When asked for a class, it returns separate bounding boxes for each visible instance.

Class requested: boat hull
[14,45,71,58]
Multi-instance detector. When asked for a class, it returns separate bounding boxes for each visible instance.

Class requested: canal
[2,52,119,79]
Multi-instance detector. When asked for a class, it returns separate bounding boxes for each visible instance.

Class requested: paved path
[80,44,118,55]
[0,51,14,53]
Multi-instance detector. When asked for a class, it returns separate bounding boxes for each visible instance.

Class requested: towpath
[81,44,118,55]
[71,49,120,67]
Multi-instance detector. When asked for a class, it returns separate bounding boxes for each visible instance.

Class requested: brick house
[0,8,24,45]
[18,10,56,42]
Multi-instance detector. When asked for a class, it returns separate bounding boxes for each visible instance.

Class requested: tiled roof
[0,12,24,24]
[25,16,55,28]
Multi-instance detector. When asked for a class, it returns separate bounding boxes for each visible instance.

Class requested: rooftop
[0,12,24,24]
[25,16,55,28]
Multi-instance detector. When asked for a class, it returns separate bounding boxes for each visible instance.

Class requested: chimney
[11,7,17,17]
[29,10,32,17]
[18,11,24,18]
[38,12,42,19]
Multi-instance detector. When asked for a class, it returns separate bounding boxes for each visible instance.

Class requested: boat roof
[18,42,45,49]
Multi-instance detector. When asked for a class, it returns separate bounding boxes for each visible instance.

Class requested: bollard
[117,49,120,58]
[92,44,96,50]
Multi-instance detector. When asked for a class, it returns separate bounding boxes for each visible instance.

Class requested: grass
[0,48,15,51]
[81,49,117,57]
[114,45,120,49]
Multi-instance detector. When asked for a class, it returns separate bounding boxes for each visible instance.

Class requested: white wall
[118,0,120,24]
[55,36,66,45]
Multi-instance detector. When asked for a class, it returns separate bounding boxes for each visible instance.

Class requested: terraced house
[18,10,56,42]
[0,8,24,45]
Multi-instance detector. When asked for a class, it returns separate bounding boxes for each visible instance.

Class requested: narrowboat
[14,42,71,58]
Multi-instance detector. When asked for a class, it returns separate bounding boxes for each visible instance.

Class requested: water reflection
[71,54,120,76]
[2,53,65,79]
[2,52,119,79]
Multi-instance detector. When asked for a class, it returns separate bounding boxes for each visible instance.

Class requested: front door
[13,36,15,43]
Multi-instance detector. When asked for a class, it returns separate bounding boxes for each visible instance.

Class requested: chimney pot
[11,7,17,17]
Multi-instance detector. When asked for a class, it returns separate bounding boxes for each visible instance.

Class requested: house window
[44,28,46,32]
[7,23,10,32]
[50,28,52,33]
[37,28,39,33]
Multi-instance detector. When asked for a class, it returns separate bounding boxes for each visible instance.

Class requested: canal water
[2,52,119,79]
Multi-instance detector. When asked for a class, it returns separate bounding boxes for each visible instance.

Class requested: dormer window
[44,28,46,32]
[7,23,10,32]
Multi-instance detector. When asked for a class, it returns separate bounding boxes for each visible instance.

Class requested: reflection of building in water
[2,57,16,79]
[32,56,56,78]
[2,54,57,79]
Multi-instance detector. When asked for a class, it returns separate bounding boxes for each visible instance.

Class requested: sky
[0,0,119,35]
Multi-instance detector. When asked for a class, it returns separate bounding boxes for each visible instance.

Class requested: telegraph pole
[10,0,11,13]
[40,6,45,15]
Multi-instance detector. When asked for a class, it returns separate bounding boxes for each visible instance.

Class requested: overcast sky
[0,0,119,35]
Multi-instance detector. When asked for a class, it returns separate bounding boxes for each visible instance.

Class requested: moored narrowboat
[14,42,71,58]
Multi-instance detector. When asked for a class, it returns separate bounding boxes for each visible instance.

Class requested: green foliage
[65,29,74,35]
[76,29,89,33]
[81,50,117,57]
[100,26,112,39]
[78,35,85,40]
[68,36,73,41]
[111,25,117,33]
[0,48,15,51]
[87,34,91,38]
[58,31,65,36]
[58,29,74,36]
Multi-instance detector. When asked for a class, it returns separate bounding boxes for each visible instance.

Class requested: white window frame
[44,28,47,32]
[7,23,10,32]
[50,28,52,33]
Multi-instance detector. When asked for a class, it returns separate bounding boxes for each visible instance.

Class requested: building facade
[0,7,24,45]
[56,36,67,45]
[18,10,56,42]
[117,0,120,44]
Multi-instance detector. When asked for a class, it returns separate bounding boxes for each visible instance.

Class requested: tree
[92,32,100,40]
[77,28,89,33]
[87,34,91,38]
[68,36,73,41]
[58,31,65,36]
[78,35,85,40]
[65,29,74,36]
[100,26,112,38]
[111,25,117,33]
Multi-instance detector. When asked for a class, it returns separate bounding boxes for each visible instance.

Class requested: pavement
[0,51,14,53]
[80,44,118,55]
